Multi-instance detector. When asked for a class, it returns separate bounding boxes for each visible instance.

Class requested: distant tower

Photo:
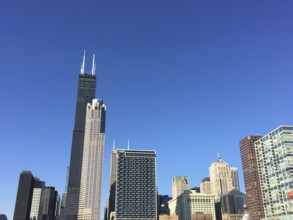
[30,178,45,220]
[66,52,97,220]
[39,187,58,220]
[230,167,240,191]
[254,126,293,220]
[114,149,157,220]
[200,177,211,194]
[13,171,35,220]
[78,99,106,220]
[209,155,233,199]
[172,176,190,199]
[240,135,264,220]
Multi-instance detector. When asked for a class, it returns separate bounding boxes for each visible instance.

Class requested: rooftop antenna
[80,50,86,74]
[128,140,130,150]
[113,139,116,150]
[218,153,221,160]
[91,54,96,75]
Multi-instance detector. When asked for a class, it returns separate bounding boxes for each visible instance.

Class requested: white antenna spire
[113,139,116,150]
[91,54,96,75]
[128,140,130,150]
[80,50,86,75]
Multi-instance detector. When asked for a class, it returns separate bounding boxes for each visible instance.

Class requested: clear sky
[1,0,293,219]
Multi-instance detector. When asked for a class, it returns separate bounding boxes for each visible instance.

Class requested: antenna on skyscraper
[91,54,96,75]
[81,50,86,74]
[113,139,116,150]
[128,140,130,150]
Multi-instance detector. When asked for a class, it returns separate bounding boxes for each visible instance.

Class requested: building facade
[168,190,216,220]
[172,176,190,199]
[30,179,45,220]
[240,135,264,220]
[254,126,293,220]
[200,177,211,195]
[114,150,157,220]
[66,53,97,220]
[209,155,233,199]
[220,189,246,215]
[78,99,106,220]
[14,171,35,220]
[230,168,240,191]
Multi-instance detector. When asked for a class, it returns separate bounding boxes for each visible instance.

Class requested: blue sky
[1,0,293,219]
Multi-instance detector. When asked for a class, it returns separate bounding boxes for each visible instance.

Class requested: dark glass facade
[115,150,157,220]
[13,171,35,220]
[66,73,96,220]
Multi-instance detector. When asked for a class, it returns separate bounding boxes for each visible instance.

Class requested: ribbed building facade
[168,190,216,220]
[66,53,96,220]
[209,156,233,199]
[240,135,264,220]
[114,150,157,220]
[78,99,106,220]
[200,177,211,195]
[230,167,240,191]
[255,126,293,220]
[172,176,190,199]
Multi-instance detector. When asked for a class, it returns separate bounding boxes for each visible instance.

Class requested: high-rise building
[172,176,190,199]
[157,194,172,216]
[114,149,157,220]
[240,135,264,220]
[39,186,58,220]
[168,190,216,220]
[209,155,233,199]
[220,189,246,215]
[14,171,35,220]
[0,215,8,220]
[230,167,240,191]
[78,99,106,220]
[66,52,97,220]
[254,126,293,220]
[30,179,45,220]
[200,177,211,195]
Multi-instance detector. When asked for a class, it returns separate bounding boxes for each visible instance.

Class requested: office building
[159,214,179,220]
[39,186,58,220]
[192,213,213,220]
[114,149,157,220]
[30,179,45,220]
[157,194,172,216]
[209,155,233,199]
[78,99,106,220]
[172,176,190,199]
[0,215,8,220]
[240,135,264,220]
[200,177,211,195]
[220,189,246,215]
[66,52,97,220]
[230,168,240,191]
[14,171,35,220]
[254,126,293,220]
[168,190,216,220]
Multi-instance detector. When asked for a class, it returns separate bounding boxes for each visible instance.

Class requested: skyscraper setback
[78,99,106,220]
[66,53,97,220]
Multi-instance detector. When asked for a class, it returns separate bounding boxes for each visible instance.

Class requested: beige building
[169,190,216,220]
[209,155,233,199]
[222,213,244,220]
[159,214,179,220]
[192,212,213,220]
[200,177,211,195]
[172,176,190,199]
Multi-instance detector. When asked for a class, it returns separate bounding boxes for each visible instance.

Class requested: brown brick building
[240,136,264,220]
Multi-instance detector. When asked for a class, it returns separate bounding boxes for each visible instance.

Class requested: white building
[78,99,106,220]
[30,188,42,220]
[230,167,240,191]
[209,155,233,199]
[255,125,293,220]
[168,190,216,220]
[200,177,212,195]
[172,176,190,199]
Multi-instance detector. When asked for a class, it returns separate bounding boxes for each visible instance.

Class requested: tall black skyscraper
[66,52,96,220]
[13,171,35,220]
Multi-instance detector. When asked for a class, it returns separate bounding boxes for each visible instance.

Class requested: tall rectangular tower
[230,167,240,191]
[66,53,96,220]
[78,99,106,220]
[13,171,35,220]
[240,135,264,220]
[114,150,157,220]
[254,126,293,220]
[172,176,190,199]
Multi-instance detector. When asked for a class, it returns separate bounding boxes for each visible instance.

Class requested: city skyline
[1,1,293,219]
